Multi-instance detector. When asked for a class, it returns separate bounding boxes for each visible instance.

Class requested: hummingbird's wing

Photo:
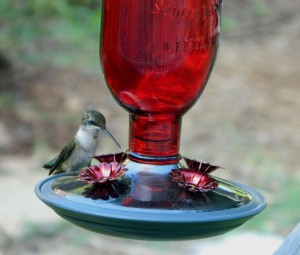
[43,155,59,169]
[43,139,76,175]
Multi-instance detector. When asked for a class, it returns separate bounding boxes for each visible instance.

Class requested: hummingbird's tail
[42,155,58,169]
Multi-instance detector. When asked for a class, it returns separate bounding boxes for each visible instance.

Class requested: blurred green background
[0,0,299,254]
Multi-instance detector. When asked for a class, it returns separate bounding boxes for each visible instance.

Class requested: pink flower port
[170,157,223,193]
[170,169,218,192]
[79,162,127,184]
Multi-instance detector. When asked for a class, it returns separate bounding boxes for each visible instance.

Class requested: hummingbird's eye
[88,119,98,126]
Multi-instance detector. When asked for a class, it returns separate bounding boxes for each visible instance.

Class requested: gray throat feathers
[81,125,99,139]
[75,125,100,153]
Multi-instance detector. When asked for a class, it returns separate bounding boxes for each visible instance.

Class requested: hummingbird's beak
[102,128,121,149]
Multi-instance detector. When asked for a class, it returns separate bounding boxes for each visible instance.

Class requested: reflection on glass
[51,175,251,210]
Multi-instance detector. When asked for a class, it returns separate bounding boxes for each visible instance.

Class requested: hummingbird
[43,110,121,175]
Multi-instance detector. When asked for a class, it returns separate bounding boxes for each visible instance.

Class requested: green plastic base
[35,161,266,240]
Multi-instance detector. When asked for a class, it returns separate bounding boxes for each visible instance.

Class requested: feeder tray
[35,160,266,241]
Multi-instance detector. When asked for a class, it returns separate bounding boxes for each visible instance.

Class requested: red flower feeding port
[79,153,129,200]
[79,162,127,184]
[170,157,221,193]
[170,169,218,192]
[35,0,266,240]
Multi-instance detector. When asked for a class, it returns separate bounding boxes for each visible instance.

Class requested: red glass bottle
[100,0,221,163]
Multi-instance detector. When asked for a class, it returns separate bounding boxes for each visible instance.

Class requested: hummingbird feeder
[35,0,266,240]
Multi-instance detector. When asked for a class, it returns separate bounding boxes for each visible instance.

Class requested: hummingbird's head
[81,110,106,129]
[81,110,121,148]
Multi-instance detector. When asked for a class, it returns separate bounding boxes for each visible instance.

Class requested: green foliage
[0,0,101,71]
[68,0,101,7]
[0,92,15,109]
[245,174,300,235]
[253,0,268,16]
[26,0,72,18]
[221,16,236,33]
[237,150,299,235]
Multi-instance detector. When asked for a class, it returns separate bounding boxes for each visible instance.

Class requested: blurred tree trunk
[0,52,11,70]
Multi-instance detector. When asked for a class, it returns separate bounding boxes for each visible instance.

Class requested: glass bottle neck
[128,114,182,164]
